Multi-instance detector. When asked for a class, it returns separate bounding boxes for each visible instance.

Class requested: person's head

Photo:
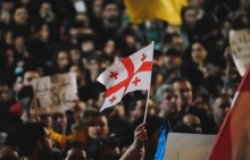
[163,48,182,70]
[55,50,71,72]
[17,123,52,157]
[14,7,28,25]
[156,84,181,118]
[172,77,193,108]
[170,33,185,52]
[80,38,95,54]
[23,70,40,86]
[98,137,120,160]
[4,47,15,67]
[103,39,116,55]
[183,114,202,133]
[51,112,68,134]
[14,36,26,52]
[101,0,120,29]
[129,97,154,122]
[92,0,104,18]
[1,0,15,12]
[84,110,109,139]
[188,0,204,9]
[129,98,146,122]
[0,82,10,103]
[65,142,87,160]
[204,76,224,98]
[221,20,232,40]
[240,0,250,9]
[70,49,82,65]
[212,95,231,127]
[40,24,50,41]
[40,2,52,14]
[191,42,207,63]
[182,6,198,29]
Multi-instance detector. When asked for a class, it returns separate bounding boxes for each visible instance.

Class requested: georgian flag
[97,42,154,111]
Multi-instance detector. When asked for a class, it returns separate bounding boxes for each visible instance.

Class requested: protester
[17,123,61,160]
[0,0,248,159]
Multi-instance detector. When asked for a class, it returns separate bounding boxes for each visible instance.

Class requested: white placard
[230,29,250,76]
[31,73,78,115]
[165,133,215,160]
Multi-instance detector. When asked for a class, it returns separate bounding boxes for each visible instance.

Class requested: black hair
[170,76,190,84]
[82,108,107,126]
[101,0,118,11]
[17,123,47,156]
[164,48,181,57]
[173,122,199,134]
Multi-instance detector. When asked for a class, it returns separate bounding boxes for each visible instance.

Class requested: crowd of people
[0,0,249,159]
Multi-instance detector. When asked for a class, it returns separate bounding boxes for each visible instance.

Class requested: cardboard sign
[165,133,215,160]
[31,73,78,115]
[230,29,250,76]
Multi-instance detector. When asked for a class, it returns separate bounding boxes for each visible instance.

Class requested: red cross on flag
[97,42,154,111]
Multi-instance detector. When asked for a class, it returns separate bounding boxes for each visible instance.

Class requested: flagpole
[143,41,154,123]
[143,86,151,123]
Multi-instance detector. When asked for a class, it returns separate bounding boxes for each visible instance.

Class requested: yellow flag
[125,0,187,25]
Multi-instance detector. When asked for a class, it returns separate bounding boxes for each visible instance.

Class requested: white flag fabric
[97,42,154,111]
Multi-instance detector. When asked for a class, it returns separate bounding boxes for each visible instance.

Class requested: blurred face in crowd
[51,113,67,134]
[184,8,197,28]
[159,90,181,118]
[65,148,87,160]
[88,115,109,139]
[130,99,146,121]
[173,80,193,108]
[40,25,50,41]
[5,48,15,67]
[1,1,15,12]
[183,114,202,133]
[40,2,52,14]
[20,0,30,5]
[57,51,70,70]
[0,84,10,103]
[191,42,207,63]
[70,49,81,64]
[14,7,28,25]
[221,21,232,39]
[14,36,26,53]
[213,96,231,127]
[164,55,182,70]
[1,11,11,25]
[75,14,89,28]
[189,0,204,9]
[102,3,119,29]
[81,40,95,53]
[92,0,103,18]
[23,71,40,86]
[240,0,250,8]
[171,35,185,52]
[125,34,136,48]
[104,39,115,55]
